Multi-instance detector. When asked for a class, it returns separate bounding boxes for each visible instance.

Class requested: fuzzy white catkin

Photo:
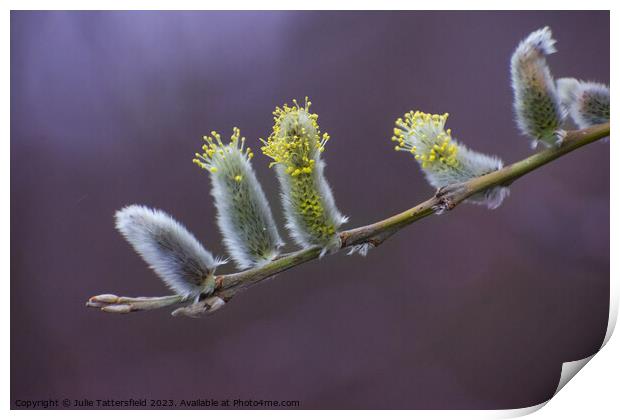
[392,111,509,210]
[115,205,222,299]
[194,129,283,270]
[510,26,564,147]
[262,99,348,252]
[556,78,610,129]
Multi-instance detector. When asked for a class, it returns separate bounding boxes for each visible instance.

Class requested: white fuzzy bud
[115,205,223,299]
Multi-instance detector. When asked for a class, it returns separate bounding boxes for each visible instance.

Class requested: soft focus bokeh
[11,11,609,409]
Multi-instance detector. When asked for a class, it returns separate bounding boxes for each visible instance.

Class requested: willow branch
[86,122,609,317]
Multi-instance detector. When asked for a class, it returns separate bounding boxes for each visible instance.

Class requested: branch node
[433,183,467,213]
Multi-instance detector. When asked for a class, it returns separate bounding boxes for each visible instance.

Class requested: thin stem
[86,122,609,317]
[86,294,185,313]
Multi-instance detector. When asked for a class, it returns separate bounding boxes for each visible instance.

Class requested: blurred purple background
[11,11,609,409]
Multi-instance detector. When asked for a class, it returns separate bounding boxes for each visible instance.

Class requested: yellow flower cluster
[261,97,329,176]
[392,111,459,169]
[389,109,508,209]
[193,127,253,180]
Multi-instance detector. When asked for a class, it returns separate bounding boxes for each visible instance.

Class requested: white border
[4,1,616,418]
